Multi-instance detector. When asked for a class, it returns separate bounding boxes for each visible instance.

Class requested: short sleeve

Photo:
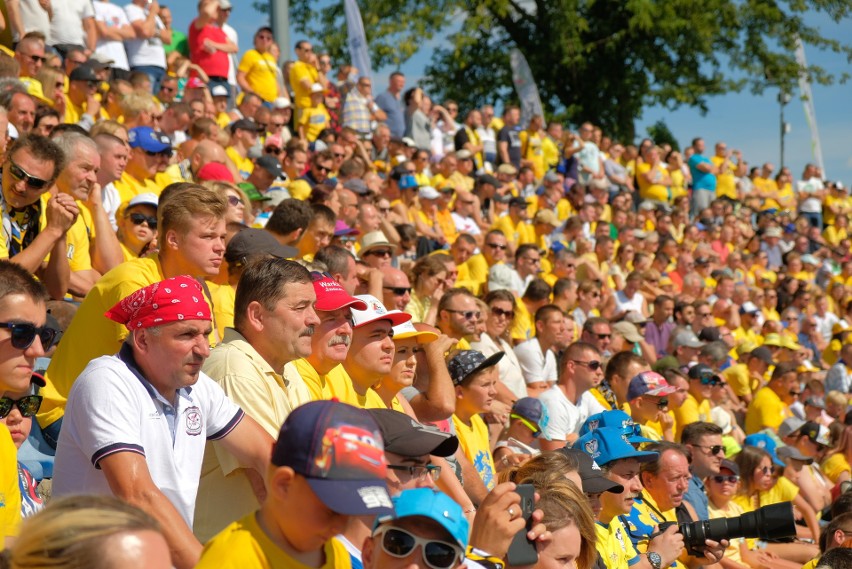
[197,374,244,441]
[238,50,259,74]
[539,390,571,442]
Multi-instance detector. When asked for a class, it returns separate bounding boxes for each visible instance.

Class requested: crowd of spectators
[3,2,852,569]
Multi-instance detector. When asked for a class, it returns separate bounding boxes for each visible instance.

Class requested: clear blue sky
[170,3,852,182]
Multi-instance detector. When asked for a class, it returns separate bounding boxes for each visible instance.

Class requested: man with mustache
[293,273,370,401]
[53,276,273,569]
[194,259,322,542]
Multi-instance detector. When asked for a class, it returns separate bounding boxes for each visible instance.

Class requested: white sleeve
[514,343,545,384]
[539,390,570,442]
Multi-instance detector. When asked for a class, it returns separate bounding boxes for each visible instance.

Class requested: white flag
[510,49,544,129]
[794,38,826,176]
[344,0,372,79]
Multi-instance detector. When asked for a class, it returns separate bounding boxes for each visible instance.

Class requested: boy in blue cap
[197,401,394,568]
[494,396,548,467]
[363,488,468,569]
[576,426,684,569]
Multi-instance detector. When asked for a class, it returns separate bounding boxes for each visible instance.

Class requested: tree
[278,0,852,140]
[647,120,680,151]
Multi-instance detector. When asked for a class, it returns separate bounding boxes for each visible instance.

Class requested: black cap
[224,228,297,265]
[367,409,459,458]
[477,174,500,187]
[697,327,722,342]
[749,346,774,365]
[255,155,284,179]
[230,118,263,134]
[559,447,624,494]
[69,64,99,82]
[508,197,529,208]
[720,459,739,475]
[688,363,719,381]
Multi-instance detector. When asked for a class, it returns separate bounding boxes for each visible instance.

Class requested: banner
[794,38,826,176]
[344,0,372,79]
[509,48,544,129]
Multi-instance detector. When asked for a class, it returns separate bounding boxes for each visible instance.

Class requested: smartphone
[506,483,537,566]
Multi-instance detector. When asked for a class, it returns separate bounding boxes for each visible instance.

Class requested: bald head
[191,139,227,173]
[382,267,411,311]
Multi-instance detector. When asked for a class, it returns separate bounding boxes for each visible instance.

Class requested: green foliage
[647,120,680,151]
[280,0,852,141]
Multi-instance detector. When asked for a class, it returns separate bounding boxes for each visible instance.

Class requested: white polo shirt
[513,338,557,385]
[53,343,243,527]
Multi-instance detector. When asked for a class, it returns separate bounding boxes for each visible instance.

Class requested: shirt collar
[117,341,193,405]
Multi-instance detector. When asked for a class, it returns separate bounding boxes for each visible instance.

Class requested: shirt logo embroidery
[185,406,202,436]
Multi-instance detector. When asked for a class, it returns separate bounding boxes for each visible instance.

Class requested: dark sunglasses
[486,242,507,250]
[0,395,42,419]
[127,212,157,229]
[383,286,411,296]
[491,307,514,319]
[0,322,59,351]
[712,475,739,484]
[145,150,171,158]
[572,360,602,371]
[227,195,242,207]
[7,160,50,190]
[264,146,282,155]
[316,165,331,173]
[365,249,392,258]
[656,398,669,409]
[27,54,47,64]
[594,333,611,340]
[373,526,462,569]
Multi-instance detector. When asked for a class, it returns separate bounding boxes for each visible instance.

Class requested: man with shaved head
[162,139,232,184]
[382,267,412,311]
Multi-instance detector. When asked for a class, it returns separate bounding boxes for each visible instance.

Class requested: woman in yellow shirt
[637,146,672,204]
[519,115,546,180]
[822,425,852,484]
[666,150,689,200]
[403,255,448,326]
[373,321,437,414]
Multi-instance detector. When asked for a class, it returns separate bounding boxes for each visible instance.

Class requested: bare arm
[6,0,23,39]
[86,186,124,274]
[95,19,135,40]
[100,452,202,569]
[456,450,489,506]
[408,335,456,422]
[130,0,160,39]
[38,235,70,300]
[83,16,97,51]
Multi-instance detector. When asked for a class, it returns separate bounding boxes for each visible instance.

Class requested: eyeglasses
[379,207,391,214]
[364,249,392,258]
[594,332,611,340]
[656,398,669,409]
[127,212,157,229]
[227,195,242,207]
[712,475,739,484]
[444,309,480,320]
[264,146,281,155]
[383,286,411,296]
[491,307,514,319]
[333,152,346,159]
[386,463,441,481]
[0,395,42,419]
[271,122,285,128]
[160,85,176,93]
[26,53,47,64]
[7,160,50,190]
[694,444,725,456]
[316,165,331,173]
[572,360,602,371]
[486,242,507,250]
[522,257,541,264]
[145,150,171,158]
[373,525,462,569]
[0,322,59,351]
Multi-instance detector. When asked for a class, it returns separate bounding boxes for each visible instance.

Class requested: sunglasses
[695,444,725,455]
[712,475,739,484]
[383,286,411,296]
[0,395,42,419]
[365,249,392,258]
[26,54,47,64]
[757,466,774,475]
[697,375,723,386]
[373,526,462,569]
[145,150,171,158]
[656,398,669,409]
[127,212,157,229]
[444,309,480,320]
[7,160,50,190]
[264,146,281,155]
[271,122,285,128]
[333,152,346,159]
[316,165,331,173]
[594,332,611,340]
[379,207,391,214]
[227,195,242,207]
[572,360,602,371]
[386,464,441,481]
[491,307,514,319]
[0,322,59,351]
[486,242,507,250]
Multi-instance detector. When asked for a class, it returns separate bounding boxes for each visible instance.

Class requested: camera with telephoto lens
[657,502,797,557]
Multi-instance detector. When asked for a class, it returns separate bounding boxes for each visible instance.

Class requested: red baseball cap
[311,273,368,312]
[197,162,234,183]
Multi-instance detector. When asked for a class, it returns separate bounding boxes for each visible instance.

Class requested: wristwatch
[646,551,663,569]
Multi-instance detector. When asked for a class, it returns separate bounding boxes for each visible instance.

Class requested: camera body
[657,502,797,557]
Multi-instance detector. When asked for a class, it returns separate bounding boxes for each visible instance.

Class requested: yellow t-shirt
[708,499,752,562]
[1,427,21,540]
[452,413,496,490]
[459,253,489,296]
[325,365,385,409]
[288,61,319,113]
[595,518,639,569]
[510,298,533,343]
[226,146,254,180]
[722,363,759,398]
[672,394,711,441]
[519,130,546,180]
[493,216,535,246]
[113,171,163,204]
[238,49,279,104]
[287,179,312,201]
[733,475,798,512]
[821,453,851,484]
[744,386,791,435]
[292,358,334,401]
[298,104,331,142]
[711,156,737,200]
[542,136,560,170]
[637,162,670,203]
[65,201,95,273]
[196,511,353,569]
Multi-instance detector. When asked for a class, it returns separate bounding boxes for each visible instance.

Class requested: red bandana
[105,275,212,330]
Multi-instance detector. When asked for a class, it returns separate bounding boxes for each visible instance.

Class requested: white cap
[273,97,291,109]
[310,83,324,94]
[127,192,159,209]
[419,186,440,200]
[739,301,759,315]
[211,85,229,97]
[350,295,412,328]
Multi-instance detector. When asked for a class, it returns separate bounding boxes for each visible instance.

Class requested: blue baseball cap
[580,410,654,444]
[374,488,469,552]
[271,400,394,516]
[128,127,171,153]
[743,433,785,467]
[511,397,550,439]
[574,427,658,467]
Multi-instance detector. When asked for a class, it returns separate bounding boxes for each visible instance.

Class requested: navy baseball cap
[447,350,504,385]
[271,401,394,516]
[626,371,677,402]
[574,427,658,467]
[580,410,653,444]
[128,127,171,153]
[510,397,550,439]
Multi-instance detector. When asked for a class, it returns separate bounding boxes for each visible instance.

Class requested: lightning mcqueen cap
[272,400,394,516]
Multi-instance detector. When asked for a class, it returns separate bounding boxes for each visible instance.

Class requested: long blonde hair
[2,495,164,569]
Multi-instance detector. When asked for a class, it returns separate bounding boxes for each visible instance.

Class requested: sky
[170,3,852,182]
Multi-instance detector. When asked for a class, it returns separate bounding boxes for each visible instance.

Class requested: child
[299,83,330,143]
[493,397,547,469]
[0,374,46,518]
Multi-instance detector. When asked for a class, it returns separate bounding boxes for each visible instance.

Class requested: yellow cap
[763,333,783,347]
[18,77,53,107]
